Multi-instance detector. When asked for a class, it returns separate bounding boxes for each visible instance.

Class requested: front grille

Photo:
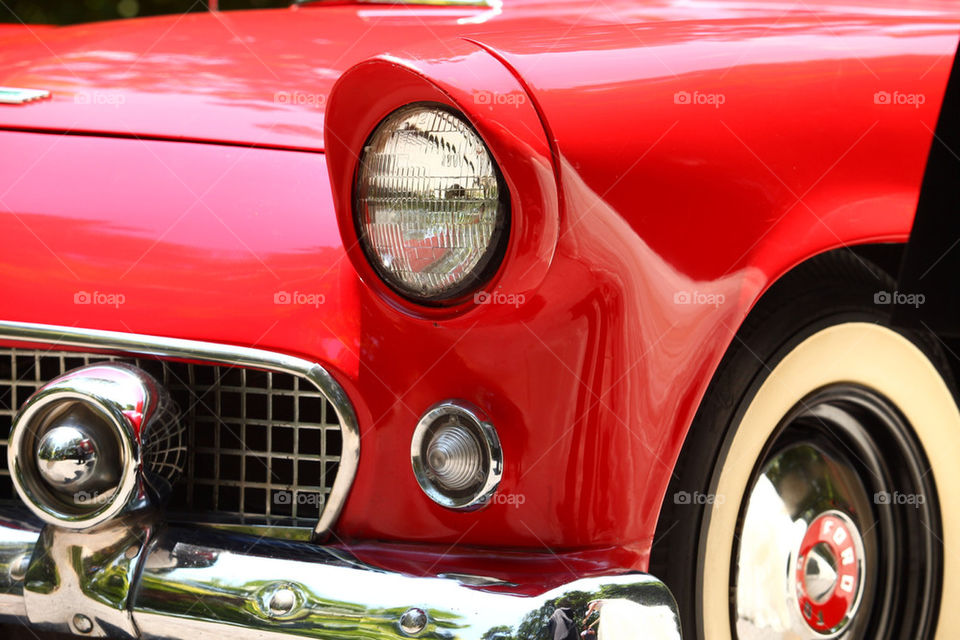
[0,348,343,528]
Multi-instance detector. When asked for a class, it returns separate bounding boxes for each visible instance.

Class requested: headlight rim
[352,101,512,307]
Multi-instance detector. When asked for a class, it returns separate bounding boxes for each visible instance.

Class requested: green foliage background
[0,0,289,25]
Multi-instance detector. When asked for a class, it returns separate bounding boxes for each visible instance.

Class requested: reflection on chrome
[0,504,682,640]
[22,511,155,637]
[580,598,679,640]
[131,526,682,640]
[8,362,183,529]
[735,443,869,640]
[0,513,41,620]
[735,473,806,637]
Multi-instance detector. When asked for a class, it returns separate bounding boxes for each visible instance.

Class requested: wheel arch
[651,242,960,638]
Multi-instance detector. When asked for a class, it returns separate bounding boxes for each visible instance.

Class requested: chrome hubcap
[733,384,941,639]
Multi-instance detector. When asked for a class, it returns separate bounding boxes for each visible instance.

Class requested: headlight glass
[354,104,509,303]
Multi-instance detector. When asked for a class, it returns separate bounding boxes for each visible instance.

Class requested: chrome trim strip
[0,87,51,105]
[131,525,682,640]
[193,522,314,542]
[0,320,360,540]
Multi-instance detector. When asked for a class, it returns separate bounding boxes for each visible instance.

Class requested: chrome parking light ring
[411,401,503,510]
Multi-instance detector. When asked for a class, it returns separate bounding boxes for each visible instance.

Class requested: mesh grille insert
[0,348,342,528]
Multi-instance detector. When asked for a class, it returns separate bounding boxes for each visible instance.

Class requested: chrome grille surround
[0,321,359,539]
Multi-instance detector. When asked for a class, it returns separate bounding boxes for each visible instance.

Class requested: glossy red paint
[0,5,507,150]
[1,0,959,582]
[0,130,361,368]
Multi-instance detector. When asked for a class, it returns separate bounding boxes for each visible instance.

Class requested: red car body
[0,0,958,585]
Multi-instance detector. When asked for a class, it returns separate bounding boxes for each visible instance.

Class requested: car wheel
[652,251,960,639]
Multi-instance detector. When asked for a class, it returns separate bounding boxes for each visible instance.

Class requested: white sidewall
[701,322,960,639]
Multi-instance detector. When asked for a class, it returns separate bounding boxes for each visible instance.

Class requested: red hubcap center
[795,512,863,633]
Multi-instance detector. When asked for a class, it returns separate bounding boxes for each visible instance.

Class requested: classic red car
[1,1,960,638]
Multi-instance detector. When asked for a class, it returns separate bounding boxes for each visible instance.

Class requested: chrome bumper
[0,512,682,640]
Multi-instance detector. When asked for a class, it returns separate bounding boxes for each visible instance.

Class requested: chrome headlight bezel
[353,102,511,306]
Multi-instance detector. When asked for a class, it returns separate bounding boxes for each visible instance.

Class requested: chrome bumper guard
[0,512,682,640]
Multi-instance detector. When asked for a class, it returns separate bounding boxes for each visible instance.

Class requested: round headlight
[354,104,509,304]
[411,401,503,510]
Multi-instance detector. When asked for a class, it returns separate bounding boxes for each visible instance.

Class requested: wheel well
[892,41,960,336]
[771,243,960,393]
[848,243,904,284]
[652,243,956,639]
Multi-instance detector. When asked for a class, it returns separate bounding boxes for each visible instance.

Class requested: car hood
[2,0,954,152]
[0,6,494,151]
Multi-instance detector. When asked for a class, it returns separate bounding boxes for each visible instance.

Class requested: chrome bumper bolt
[256,582,304,620]
[399,608,428,636]
[8,553,29,581]
[268,586,298,617]
[72,613,93,634]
